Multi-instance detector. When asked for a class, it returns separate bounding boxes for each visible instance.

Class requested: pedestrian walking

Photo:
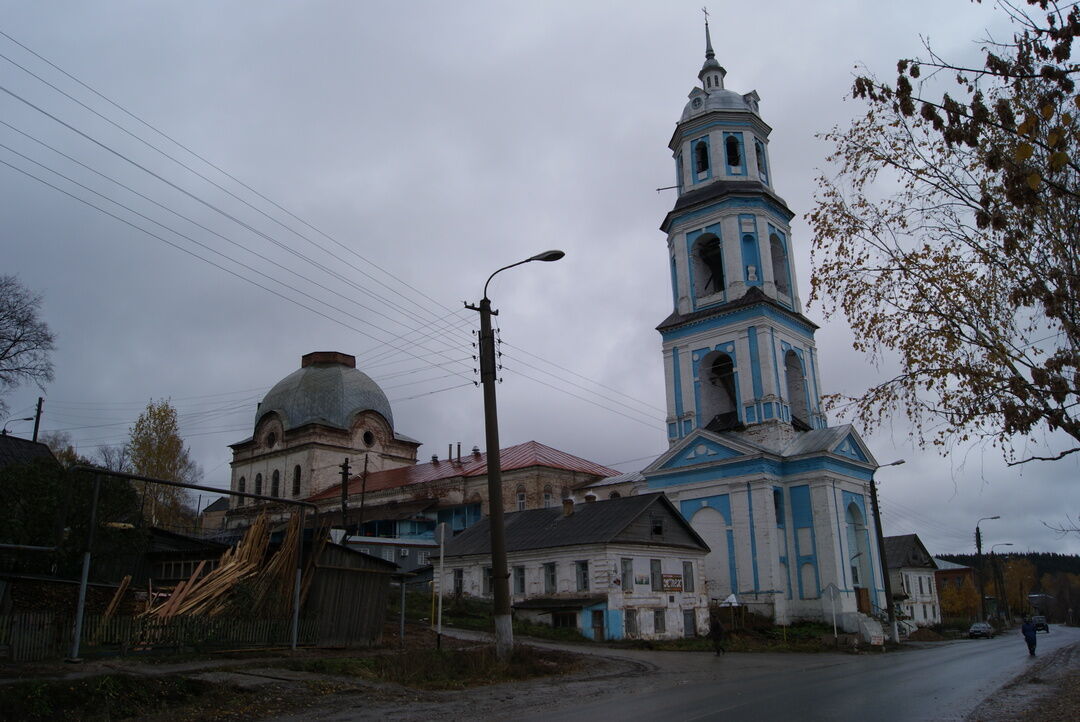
[1021,618,1037,656]
[709,613,726,655]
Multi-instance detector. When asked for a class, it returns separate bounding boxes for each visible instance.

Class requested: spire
[698,9,726,90]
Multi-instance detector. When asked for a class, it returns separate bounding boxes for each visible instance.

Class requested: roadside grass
[0,674,220,721]
[281,646,582,690]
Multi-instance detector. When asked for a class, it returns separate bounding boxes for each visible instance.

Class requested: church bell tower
[659,20,827,446]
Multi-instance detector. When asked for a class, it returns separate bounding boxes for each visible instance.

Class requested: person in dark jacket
[1021,618,1037,656]
[709,614,726,655]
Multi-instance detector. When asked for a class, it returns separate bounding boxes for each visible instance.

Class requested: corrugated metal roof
[308,440,619,502]
[444,493,708,557]
[780,425,852,457]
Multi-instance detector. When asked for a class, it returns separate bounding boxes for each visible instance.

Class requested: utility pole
[339,457,351,532]
[976,525,984,621]
[357,454,369,535]
[467,294,513,660]
[32,396,43,442]
[869,471,898,643]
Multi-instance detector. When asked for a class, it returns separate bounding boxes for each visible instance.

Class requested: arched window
[694,140,709,174]
[725,135,741,168]
[770,233,791,297]
[784,350,810,429]
[701,351,738,431]
[609,491,621,499]
[692,234,725,299]
[271,470,280,497]
[516,485,526,511]
[237,477,245,506]
[755,139,769,184]
[706,76,712,88]
[254,473,262,496]
[292,465,302,496]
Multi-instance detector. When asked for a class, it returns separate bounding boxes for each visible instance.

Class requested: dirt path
[966,639,1080,722]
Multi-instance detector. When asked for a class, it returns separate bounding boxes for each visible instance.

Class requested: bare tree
[0,275,55,418]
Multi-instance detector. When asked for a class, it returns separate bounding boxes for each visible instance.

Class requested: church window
[692,234,725,299]
[770,232,791,297]
[701,351,738,431]
[237,476,245,505]
[694,140,709,174]
[254,473,262,496]
[755,138,769,184]
[271,470,279,497]
[784,350,810,429]
[292,465,301,496]
[363,430,375,447]
[725,135,741,169]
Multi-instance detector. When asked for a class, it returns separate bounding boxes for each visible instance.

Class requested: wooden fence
[0,612,318,662]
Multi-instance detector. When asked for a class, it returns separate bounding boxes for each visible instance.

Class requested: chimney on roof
[585,494,596,503]
[472,445,481,457]
[431,454,438,464]
[562,499,574,517]
[302,351,356,368]
[457,442,461,461]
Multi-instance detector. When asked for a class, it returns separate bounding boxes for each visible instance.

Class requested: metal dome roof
[681,89,756,122]
[256,352,393,432]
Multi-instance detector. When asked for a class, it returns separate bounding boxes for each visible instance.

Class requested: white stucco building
[439,493,711,641]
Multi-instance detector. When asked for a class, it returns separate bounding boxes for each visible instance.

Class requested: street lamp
[975,515,1000,622]
[870,458,904,643]
[989,543,1013,621]
[1,417,34,435]
[466,249,565,660]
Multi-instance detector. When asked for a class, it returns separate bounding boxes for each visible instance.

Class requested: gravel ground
[966,638,1080,722]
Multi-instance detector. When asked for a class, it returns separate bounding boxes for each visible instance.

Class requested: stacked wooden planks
[143,512,304,619]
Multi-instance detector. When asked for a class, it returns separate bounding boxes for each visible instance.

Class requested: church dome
[255,352,393,432]
[681,89,756,122]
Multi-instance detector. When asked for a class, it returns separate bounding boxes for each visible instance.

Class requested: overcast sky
[2,1,1076,555]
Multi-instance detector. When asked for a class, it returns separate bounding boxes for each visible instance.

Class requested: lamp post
[466,249,564,660]
[991,542,1014,621]
[869,458,904,643]
[1,416,34,435]
[975,515,1000,622]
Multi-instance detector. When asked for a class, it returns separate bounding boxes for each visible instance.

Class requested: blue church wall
[754,138,770,185]
[672,347,684,434]
[666,196,794,234]
[649,454,873,487]
[666,438,743,468]
[726,528,739,592]
[745,483,761,592]
[790,484,821,599]
[660,303,816,344]
[842,491,881,598]
[780,341,815,424]
[670,256,679,308]
[774,486,793,599]
[834,434,868,462]
[739,214,763,287]
[681,494,733,525]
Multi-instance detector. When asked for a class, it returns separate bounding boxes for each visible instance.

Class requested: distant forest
[936,551,1080,579]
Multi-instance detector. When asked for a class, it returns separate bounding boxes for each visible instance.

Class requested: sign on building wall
[662,574,683,592]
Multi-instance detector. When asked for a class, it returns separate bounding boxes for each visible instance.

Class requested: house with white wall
[439,493,711,641]
[884,534,940,630]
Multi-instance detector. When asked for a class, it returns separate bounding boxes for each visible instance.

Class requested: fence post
[291,508,304,650]
[69,474,102,661]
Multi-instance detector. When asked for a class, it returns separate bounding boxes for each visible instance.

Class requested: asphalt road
[523,625,1079,722]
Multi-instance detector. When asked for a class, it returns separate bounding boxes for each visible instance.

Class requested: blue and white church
[641,24,888,631]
